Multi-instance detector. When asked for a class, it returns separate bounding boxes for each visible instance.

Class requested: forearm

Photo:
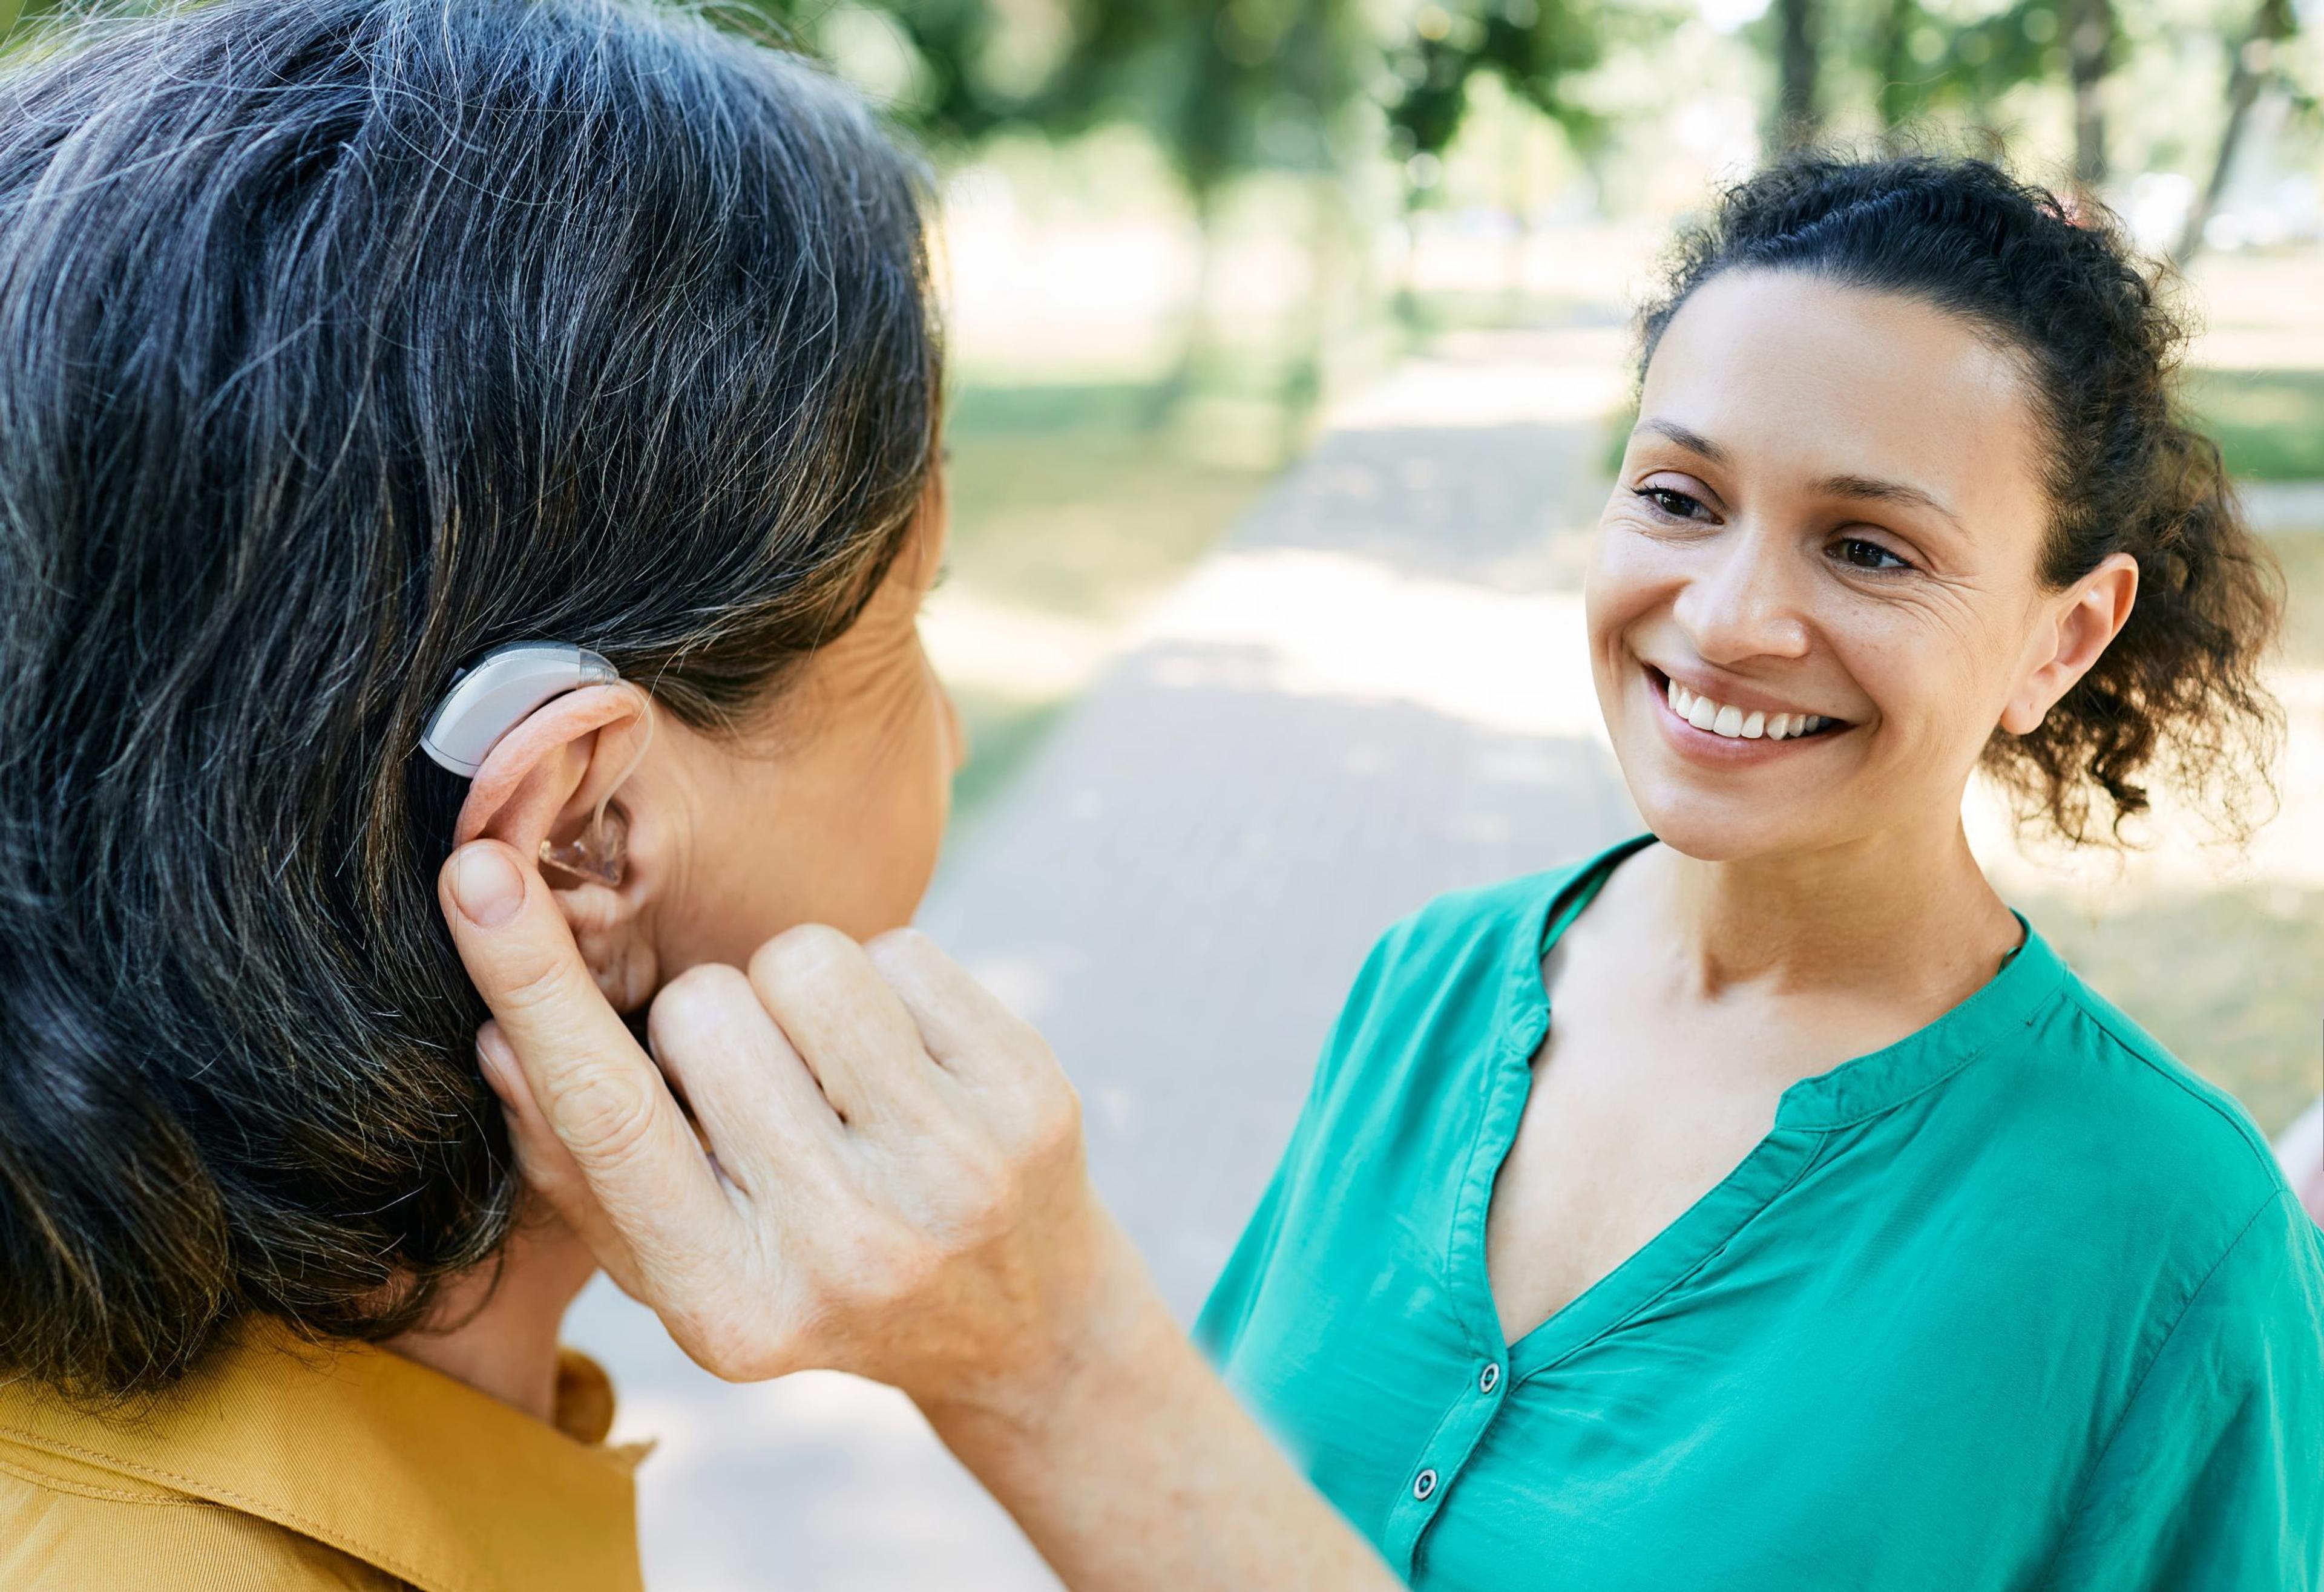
[921,1231,1402,1592]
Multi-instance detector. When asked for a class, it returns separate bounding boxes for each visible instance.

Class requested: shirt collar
[1511,831,2069,1132]
[0,1320,646,1592]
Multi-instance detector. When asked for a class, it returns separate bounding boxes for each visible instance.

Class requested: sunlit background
[9,0,2314,1584]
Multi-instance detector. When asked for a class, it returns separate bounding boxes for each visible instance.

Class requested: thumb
[438,840,733,1285]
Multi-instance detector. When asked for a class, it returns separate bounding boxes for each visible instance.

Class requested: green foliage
[1866,0,2062,129]
[714,0,1017,143]
[1032,0,1379,197]
[1384,0,1607,162]
[2183,367,2324,482]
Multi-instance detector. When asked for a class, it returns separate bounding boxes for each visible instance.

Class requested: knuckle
[1031,1080,1084,1158]
[539,1064,661,1166]
[649,963,755,1052]
[862,926,939,975]
[490,952,585,1023]
[684,1310,777,1382]
[749,922,858,992]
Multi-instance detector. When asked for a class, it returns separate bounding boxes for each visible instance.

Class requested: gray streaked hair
[0,0,939,1398]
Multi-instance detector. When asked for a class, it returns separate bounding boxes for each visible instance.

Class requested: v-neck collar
[1451,832,2068,1382]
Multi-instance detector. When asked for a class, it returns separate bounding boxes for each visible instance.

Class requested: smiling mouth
[1644,664,1848,744]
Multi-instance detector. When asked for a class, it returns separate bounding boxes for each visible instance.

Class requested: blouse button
[1479,1363,1500,1395]
[1413,1468,1439,1501]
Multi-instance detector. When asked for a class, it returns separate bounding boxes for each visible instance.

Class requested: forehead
[1641,270,2045,523]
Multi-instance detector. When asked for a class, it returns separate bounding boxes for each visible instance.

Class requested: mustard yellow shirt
[0,1324,647,1591]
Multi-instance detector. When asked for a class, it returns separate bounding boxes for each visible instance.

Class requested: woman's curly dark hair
[1638,154,2285,845]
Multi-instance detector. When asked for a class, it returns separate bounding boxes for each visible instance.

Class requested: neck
[386,1213,597,1422]
[1647,813,2020,1007]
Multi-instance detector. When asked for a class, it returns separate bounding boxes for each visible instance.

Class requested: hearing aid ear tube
[419,642,619,777]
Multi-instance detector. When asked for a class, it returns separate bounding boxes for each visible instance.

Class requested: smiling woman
[1195,156,2323,1590]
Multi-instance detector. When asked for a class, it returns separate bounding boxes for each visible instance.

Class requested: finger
[746,924,950,1131]
[862,928,1050,1088]
[440,840,737,1291]
[645,963,847,1201]
[478,1023,648,1300]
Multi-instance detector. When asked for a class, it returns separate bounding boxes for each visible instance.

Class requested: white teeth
[1659,672,1831,742]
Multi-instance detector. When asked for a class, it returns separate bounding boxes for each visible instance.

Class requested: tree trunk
[1147,183,1223,427]
[1279,175,1343,459]
[1875,0,1917,135]
[1774,0,1821,148]
[2176,0,2295,264]
[2064,0,2114,186]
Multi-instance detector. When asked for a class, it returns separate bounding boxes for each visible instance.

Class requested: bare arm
[438,839,1400,1591]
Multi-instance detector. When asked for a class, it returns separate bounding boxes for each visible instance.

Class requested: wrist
[916,1208,1179,1458]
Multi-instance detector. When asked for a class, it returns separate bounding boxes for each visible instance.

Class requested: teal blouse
[1198,835,2324,1590]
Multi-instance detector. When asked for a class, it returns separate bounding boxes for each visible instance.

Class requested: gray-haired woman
[0,1,1390,1585]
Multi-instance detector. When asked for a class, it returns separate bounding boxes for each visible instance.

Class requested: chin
[1612,749,1821,864]
[1629,798,1788,863]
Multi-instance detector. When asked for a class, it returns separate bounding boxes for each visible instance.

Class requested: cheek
[1842,589,2017,740]
[1584,523,1663,663]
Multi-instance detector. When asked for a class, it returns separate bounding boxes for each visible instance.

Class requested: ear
[453,684,660,1010]
[1998,551,2139,735]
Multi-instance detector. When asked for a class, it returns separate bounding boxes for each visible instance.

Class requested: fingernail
[450,845,525,928]
[476,1024,519,1098]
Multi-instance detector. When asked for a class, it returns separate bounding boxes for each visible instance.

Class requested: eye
[1633,485,1710,522]
[1833,536,1912,573]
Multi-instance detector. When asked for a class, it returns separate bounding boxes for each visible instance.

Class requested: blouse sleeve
[2043,1191,2324,1591]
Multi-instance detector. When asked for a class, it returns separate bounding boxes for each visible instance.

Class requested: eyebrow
[1632,418,1964,532]
[1812,472,1965,531]
[1632,418,1728,465]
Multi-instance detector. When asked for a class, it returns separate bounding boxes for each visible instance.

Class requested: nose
[1669,525,1811,666]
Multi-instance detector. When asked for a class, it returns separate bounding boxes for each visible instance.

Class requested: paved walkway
[565,324,1646,1591]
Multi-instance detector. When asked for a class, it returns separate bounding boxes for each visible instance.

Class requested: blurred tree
[2063,0,2115,181]
[1773,0,1823,146]
[2176,0,2299,261]
[1022,0,1379,419]
[1382,0,1604,162]
[716,0,1017,144]
[1,0,70,52]
[1379,0,1607,320]
[1866,0,2058,156]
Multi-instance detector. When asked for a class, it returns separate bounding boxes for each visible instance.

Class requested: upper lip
[1646,661,1847,725]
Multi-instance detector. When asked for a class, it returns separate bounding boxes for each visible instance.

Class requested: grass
[2181,369,2324,483]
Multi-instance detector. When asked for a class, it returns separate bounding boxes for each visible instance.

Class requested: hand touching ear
[453,683,659,1010]
[439,836,1112,1400]
[436,840,1403,1591]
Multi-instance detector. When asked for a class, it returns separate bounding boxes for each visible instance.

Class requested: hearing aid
[422,641,652,888]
